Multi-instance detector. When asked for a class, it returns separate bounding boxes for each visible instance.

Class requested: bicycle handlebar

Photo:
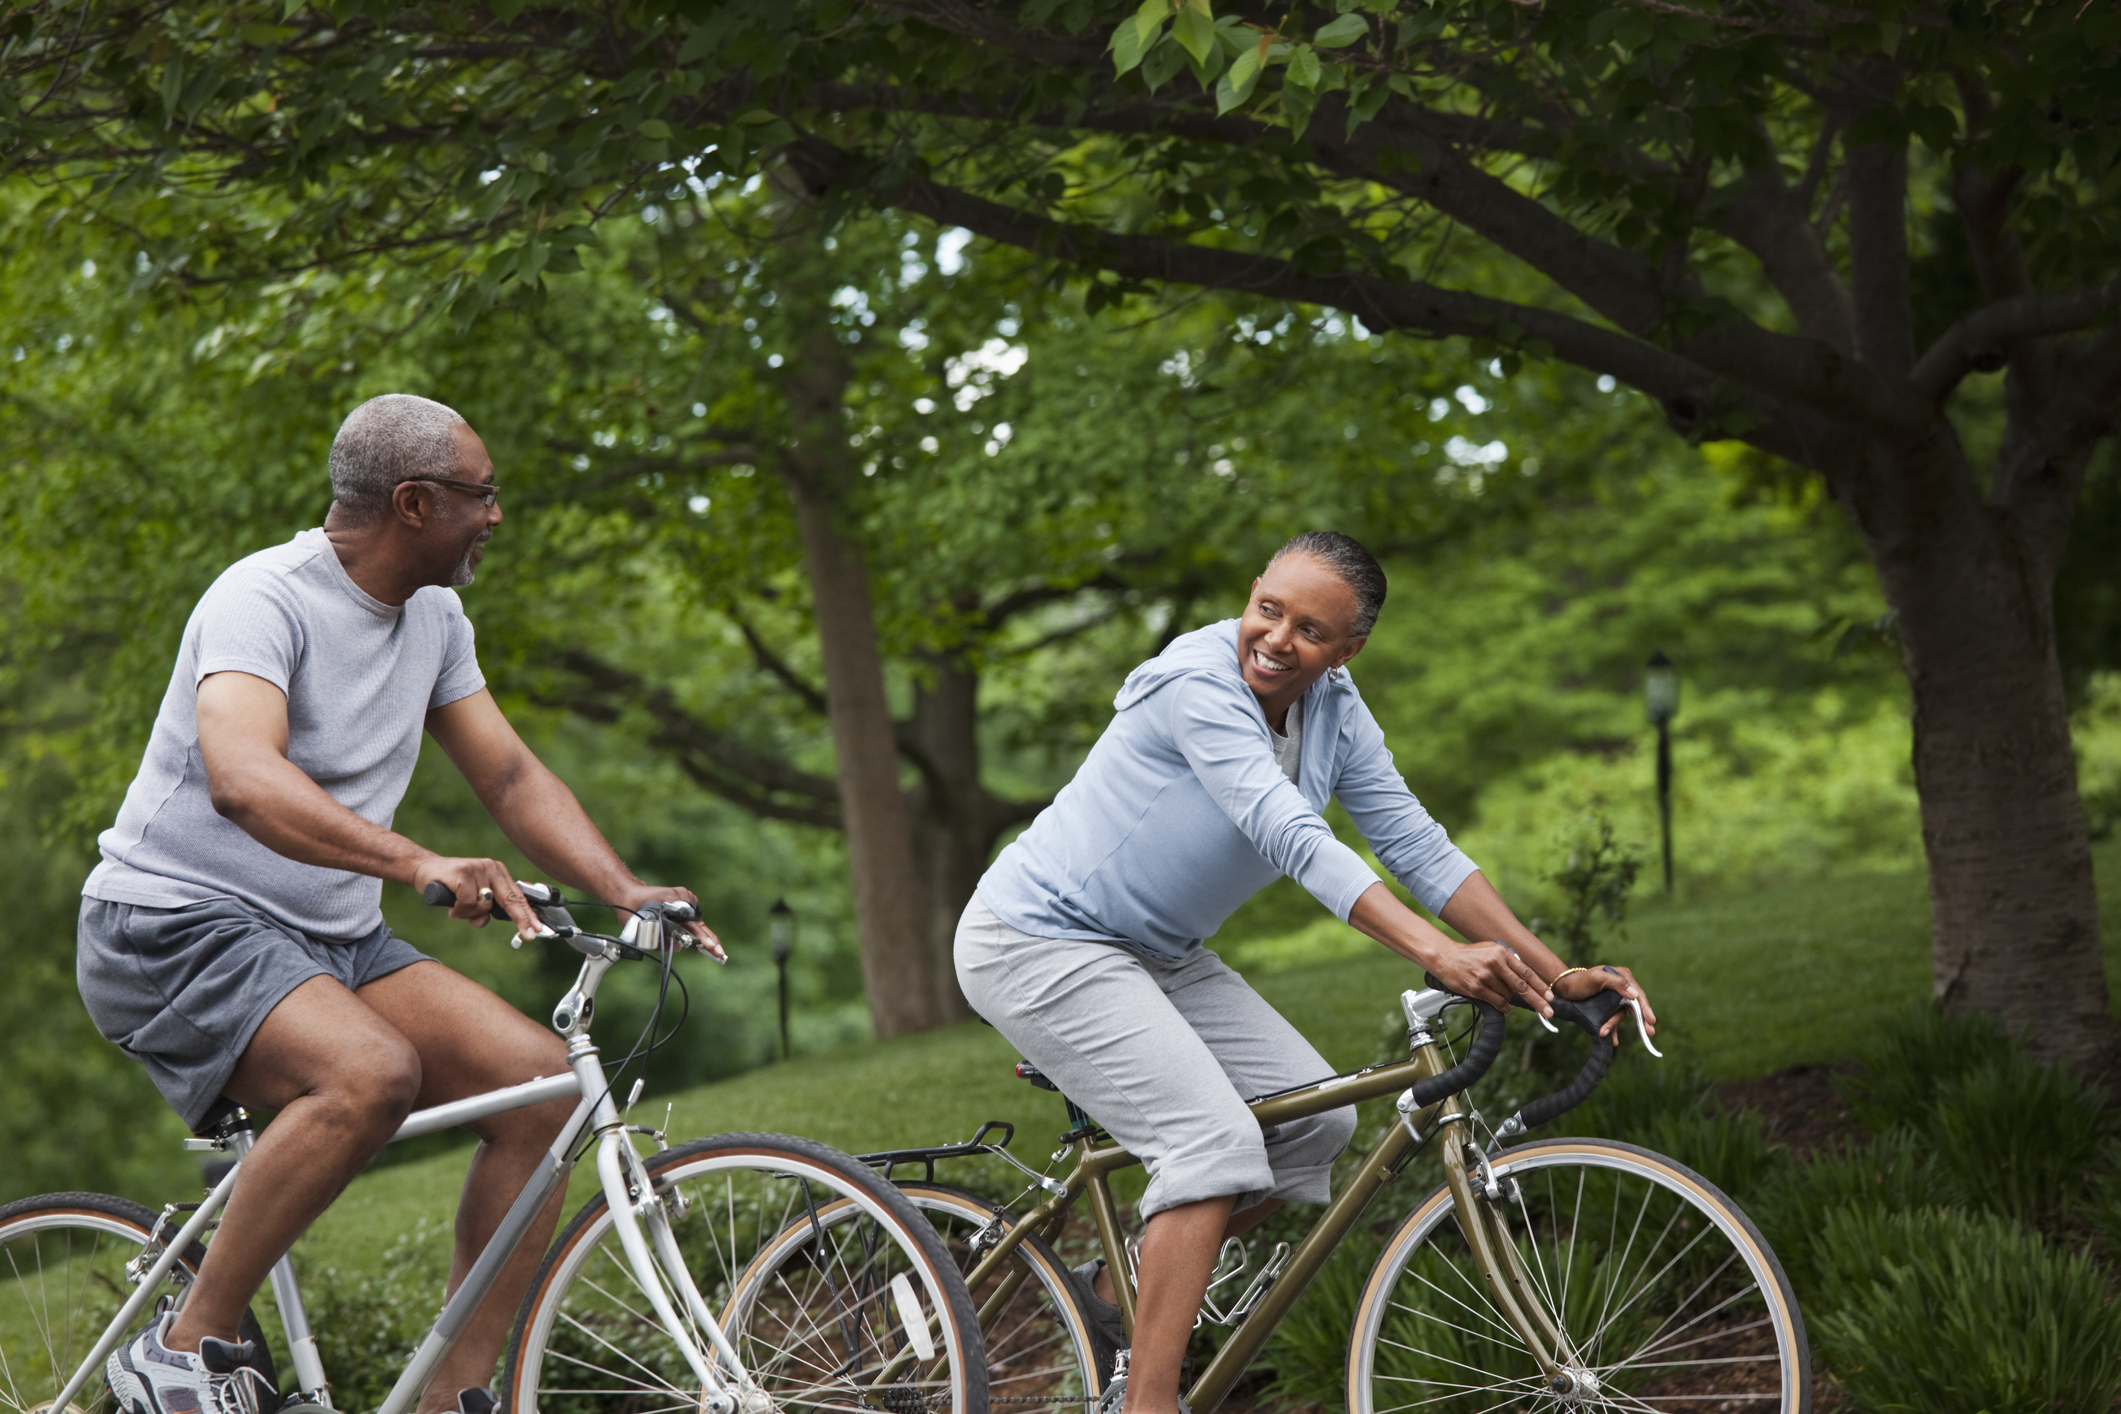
[1406,992,1506,1108]
[420,880,699,926]
[1413,975,1633,1138]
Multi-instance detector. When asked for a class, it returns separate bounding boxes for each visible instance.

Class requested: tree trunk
[777,309,947,1038]
[903,655,1004,1025]
[1856,444,2112,1068]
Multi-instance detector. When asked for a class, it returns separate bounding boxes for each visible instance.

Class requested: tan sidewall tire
[1346,1137,1810,1414]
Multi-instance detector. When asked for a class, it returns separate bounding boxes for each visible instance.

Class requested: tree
[15,0,2108,1057]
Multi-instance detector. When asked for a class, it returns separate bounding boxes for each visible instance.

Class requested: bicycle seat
[1013,1060,1060,1092]
[193,1096,249,1140]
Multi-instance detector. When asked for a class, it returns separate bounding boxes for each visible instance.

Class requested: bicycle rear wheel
[889,1184,1104,1412]
[501,1134,985,1414]
[0,1192,267,1414]
[1348,1138,1808,1413]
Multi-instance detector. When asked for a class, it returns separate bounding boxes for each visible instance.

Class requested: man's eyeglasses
[400,476,500,509]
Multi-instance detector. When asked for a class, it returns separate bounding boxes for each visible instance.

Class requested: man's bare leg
[165,977,425,1353]
[354,963,573,1412]
[1118,1196,1236,1414]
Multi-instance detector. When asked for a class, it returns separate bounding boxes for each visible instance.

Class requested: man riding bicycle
[957,530,1657,1414]
[78,394,721,1414]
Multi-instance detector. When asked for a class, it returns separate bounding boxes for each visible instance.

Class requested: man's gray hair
[329,393,467,521]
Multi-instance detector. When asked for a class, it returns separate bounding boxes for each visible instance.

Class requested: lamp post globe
[1644,652,1678,894]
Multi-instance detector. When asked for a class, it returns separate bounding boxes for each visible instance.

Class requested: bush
[1812,1205,2121,1414]
[1555,1055,1786,1205]
[302,1220,454,1411]
[1835,1003,2003,1135]
[1747,1129,1944,1298]
[1928,1055,2110,1226]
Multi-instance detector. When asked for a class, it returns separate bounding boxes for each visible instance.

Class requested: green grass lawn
[300,838,2121,1280]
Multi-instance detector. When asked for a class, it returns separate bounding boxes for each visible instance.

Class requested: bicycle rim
[889,1184,1102,1412]
[503,1134,985,1414]
[0,1195,197,1414]
[1349,1138,1809,1414]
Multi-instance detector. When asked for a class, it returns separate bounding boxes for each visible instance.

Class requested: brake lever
[1625,998,1664,1058]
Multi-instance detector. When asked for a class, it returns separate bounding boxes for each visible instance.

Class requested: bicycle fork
[1436,1121,1592,1399]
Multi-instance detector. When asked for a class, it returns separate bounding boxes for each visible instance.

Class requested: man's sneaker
[1068,1259,1128,1382]
[107,1311,278,1414]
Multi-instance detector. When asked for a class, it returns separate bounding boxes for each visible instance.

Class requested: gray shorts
[955,898,1355,1221]
[78,895,430,1130]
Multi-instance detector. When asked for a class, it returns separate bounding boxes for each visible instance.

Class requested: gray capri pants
[956,897,1357,1220]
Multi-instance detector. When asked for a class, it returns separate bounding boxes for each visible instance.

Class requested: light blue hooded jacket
[976,620,1479,959]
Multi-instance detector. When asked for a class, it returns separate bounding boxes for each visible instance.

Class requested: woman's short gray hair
[329,394,467,521]
[1267,530,1388,638]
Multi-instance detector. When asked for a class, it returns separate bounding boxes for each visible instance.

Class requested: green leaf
[1134,0,1172,47]
[1288,44,1321,91]
[1110,10,1157,75]
[159,55,184,126]
[1313,13,1368,48]
[238,23,297,46]
[637,118,672,140]
[1173,6,1217,66]
[1217,44,1262,112]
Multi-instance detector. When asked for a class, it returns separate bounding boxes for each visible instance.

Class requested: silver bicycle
[0,885,986,1414]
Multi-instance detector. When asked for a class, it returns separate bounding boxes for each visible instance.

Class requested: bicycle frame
[48,912,765,1414]
[955,989,1564,1414]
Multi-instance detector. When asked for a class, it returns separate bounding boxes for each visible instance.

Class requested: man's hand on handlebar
[412,856,542,935]
[1423,940,1553,1019]
[1554,963,1656,1041]
[612,883,726,960]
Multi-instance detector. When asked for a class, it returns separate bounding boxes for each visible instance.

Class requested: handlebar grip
[1518,1028,1617,1129]
[422,882,457,907]
[1509,985,1629,1132]
[1407,995,1506,1108]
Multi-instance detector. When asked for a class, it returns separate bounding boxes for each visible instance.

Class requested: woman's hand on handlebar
[1555,963,1655,1041]
[614,882,726,960]
[1426,939,1554,1019]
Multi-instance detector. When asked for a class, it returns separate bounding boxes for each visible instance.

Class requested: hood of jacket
[1113,618,1354,722]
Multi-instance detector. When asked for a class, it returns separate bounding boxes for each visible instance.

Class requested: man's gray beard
[450,541,478,587]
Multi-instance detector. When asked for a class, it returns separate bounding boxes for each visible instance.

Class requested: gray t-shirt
[1268,696,1303,784]
[84,528,486,938]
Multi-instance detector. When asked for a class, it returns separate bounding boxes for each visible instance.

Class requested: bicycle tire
[1348,1138,1809,1414]
[500,1133,987,1414]
[0,1192,270,1414]
[888,1184,1104,1412]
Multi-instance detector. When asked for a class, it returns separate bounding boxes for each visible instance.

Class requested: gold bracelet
[1549,966,1589,988]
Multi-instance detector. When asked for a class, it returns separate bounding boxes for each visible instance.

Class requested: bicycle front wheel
[1349,1138,1808,1414]
[501,1133,985,1414]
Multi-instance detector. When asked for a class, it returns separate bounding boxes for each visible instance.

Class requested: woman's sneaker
[1068,1259,1128,1382]
[106,1310,278,1414]
[1090,1353,1190,1414]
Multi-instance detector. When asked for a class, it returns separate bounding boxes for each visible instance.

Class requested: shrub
[1927,1055,2110,1226]
[303,1219,454,1412]
[1747,1129,1944,1298]
[1835,1003,2002,1134]
[1812,1205,2121,1414]
[1258,1229,1378,1411]
[1555,1056,1786,1205]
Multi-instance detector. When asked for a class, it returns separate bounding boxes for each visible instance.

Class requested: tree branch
[779,132,1918,455]
[1841,74,1915,378]
[1911,278,2121,403]
[1712,160,1855,354]
[733,613,830,714]
[539,647,844,827]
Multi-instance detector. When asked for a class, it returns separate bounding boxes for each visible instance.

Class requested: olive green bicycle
[851,981,1808,1414]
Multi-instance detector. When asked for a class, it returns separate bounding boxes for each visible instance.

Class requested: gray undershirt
[1268,695,1303,784]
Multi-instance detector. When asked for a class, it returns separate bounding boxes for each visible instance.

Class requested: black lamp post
[1644,651,1680,895]
[770,898,795,1062]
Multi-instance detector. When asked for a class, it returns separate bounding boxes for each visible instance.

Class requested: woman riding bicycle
[955,530,1656,1414]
